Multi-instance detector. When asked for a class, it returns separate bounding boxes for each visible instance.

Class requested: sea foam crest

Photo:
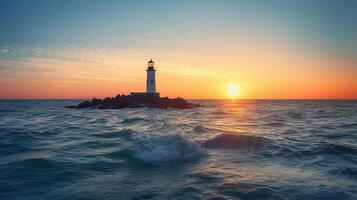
[131,129,207,162]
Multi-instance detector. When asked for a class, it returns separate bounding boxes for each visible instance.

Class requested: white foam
[131,129,207,162]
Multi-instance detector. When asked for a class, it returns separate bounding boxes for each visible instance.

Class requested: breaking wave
[129,130,207,162]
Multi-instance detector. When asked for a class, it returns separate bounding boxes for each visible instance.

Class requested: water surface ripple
[0,100,356,199]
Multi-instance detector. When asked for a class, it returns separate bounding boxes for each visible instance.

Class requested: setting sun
[227,84,239,98]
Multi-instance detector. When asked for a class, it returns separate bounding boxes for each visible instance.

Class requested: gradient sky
[0,0,356,99]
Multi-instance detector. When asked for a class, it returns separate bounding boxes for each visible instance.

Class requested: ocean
[0,100,356,200]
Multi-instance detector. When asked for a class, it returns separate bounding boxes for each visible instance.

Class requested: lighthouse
[130,59,160,97]
[146,59,156,93]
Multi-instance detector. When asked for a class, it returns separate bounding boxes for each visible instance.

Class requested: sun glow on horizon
[227,83,239,99]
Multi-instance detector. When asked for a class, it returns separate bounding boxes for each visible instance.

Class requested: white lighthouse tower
[130,59,160,97]
[146,59,156,94]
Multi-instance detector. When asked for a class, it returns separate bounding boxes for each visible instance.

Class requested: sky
[0,0,356,99]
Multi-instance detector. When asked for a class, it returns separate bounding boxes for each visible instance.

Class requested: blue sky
[1,0,356,53]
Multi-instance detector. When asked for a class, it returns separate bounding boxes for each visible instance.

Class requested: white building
[130,59,160,97]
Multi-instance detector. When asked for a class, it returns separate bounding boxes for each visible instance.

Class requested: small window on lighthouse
[151,80,153,83]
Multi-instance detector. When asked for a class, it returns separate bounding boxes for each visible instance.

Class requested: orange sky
[1,37,356,99]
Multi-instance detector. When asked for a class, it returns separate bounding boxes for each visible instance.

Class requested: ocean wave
[262,122,286,127]
[330,167,357,179]
[0,129,44,145]
[91,129,134,139]
[120,117,146,124]
[287,111,304,119]
[211,110,227,115]
[130,131,207,162]
[201,134,270,149]
[269,142,357,158]
[0,109,18,113]
[193,125,213,133]
[315,143,357,155]
[339,122,357,129]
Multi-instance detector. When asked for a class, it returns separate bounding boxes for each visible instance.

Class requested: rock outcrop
[66,94,200,109]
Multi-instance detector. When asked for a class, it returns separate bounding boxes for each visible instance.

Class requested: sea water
[0,100,356,199]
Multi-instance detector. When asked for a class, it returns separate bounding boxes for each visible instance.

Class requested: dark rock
[66,94,200,109]
[77,101,91,108]
[91,98,102,105]
[98,102,111,109]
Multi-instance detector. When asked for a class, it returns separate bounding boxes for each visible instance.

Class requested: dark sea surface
[0,100,356,200]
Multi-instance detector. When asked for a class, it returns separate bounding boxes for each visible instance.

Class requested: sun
[227,84,239,98]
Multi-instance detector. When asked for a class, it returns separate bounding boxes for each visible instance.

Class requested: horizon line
[1,98,356,101]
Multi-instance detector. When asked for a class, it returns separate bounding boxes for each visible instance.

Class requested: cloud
[1,48,8,53]
[0,46,225,76]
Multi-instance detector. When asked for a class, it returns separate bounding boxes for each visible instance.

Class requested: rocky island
[66,94,200,109]
[66,60,200,109]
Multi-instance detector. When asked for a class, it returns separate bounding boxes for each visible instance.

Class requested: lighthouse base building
[130,59,160,97]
